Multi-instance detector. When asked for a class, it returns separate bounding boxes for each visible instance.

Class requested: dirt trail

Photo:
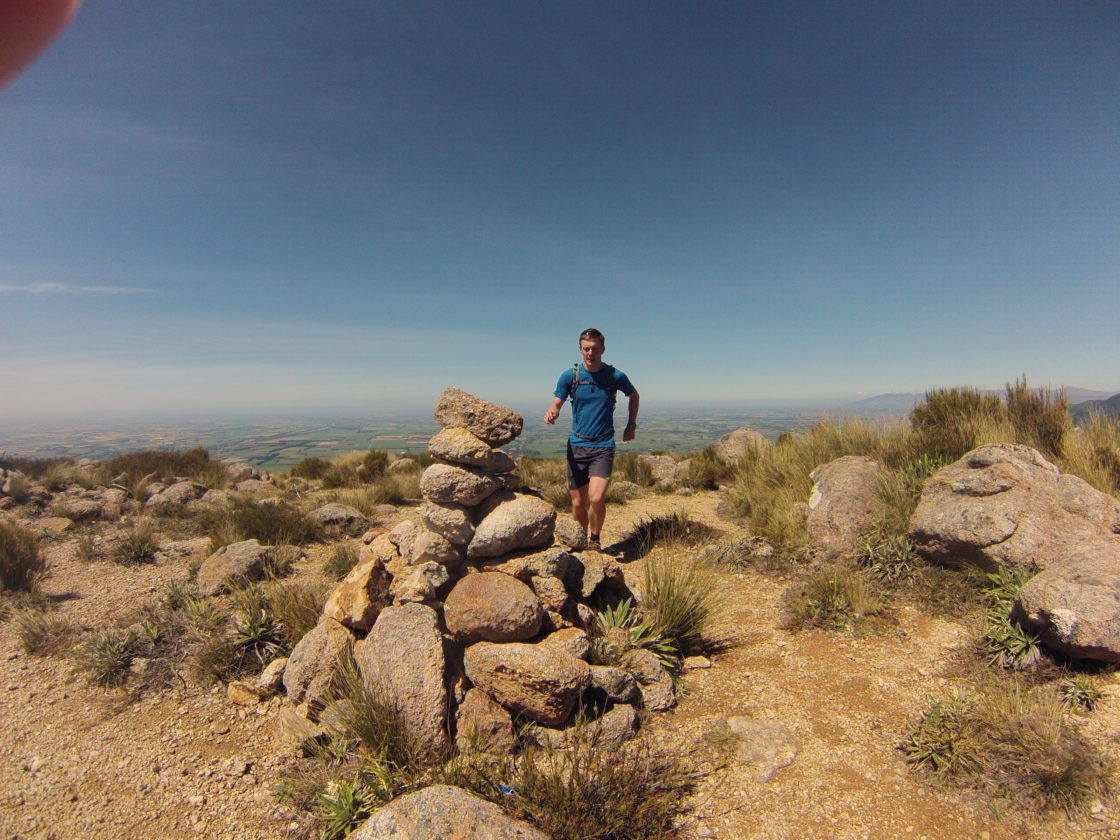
[1,491,1117,839]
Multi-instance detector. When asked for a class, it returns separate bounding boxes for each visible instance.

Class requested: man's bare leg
[570,485,589,536]
[587,475,609,539]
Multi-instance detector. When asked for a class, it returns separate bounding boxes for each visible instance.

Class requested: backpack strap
[568,363,617,407]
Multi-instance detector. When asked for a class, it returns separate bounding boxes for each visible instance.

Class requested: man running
[544,327,639,551]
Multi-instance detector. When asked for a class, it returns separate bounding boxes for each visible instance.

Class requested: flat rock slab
[727,716,799,783]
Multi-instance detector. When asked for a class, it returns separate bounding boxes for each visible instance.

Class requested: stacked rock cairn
[281,387,674,760]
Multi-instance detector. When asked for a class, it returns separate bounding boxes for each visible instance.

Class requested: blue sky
[2,1,1117,424]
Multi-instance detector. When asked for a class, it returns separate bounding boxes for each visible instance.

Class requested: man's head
[579,327,605,369]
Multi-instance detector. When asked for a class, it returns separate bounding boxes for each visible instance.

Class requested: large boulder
[908,444,1120,572]
[463,640,591,726]
[350,785,549,840]
[420,464,500,507]
[467,492,556,559]
[355,604,448,758]
[197,539,276,595]
[444,572,544,643]
[323,555,393,631]
[282,616,354,706]
[433,387,524,447]
[715,427,773,463]
[806,456,883,558]
[1013,536,1120,663]
[428,427,516,474]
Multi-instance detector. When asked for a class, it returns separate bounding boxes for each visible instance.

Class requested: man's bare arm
[544,396,564,424]
[622,391,639,442]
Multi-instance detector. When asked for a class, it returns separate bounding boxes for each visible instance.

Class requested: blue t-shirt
[553,363,636,447]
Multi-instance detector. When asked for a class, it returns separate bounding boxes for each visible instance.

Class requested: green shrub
[641,551,724,654]
[360,450,389,481]
[99,447,228,490]
[1005,377,1070,461]
[444,727,697,840]
[266,579,327,649]
[783,562,886,634]
[613,453,654,487]
[910,387,1005,461]
[204,498,321,548]
[980,568,1042,671]
[0,455,73,479]
[290,457,331,480]
[682,445,728,490]
[113,519,159,566]
[322,463,361,489]
[324,542,359,580]
[903,681,1114,812]
[0,520,47,592]
[1059,674,1101,712]
[73,628,139,686]
[14,607,79,655]
[854,528,920,584]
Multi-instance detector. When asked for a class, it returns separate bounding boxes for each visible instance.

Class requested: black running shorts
[566,444,615,490]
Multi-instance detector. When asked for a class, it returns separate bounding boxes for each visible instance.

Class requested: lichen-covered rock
[455,688,516,754]
[444,572,543,643]
[420,463,500,507]
[356,604,448,758]
[909,444,1120,572]
[463,640,590,726]
[622,648,676,711]
[467,492,556,559]
[309,503,370,535]
[715,426,773,463]
[420,501,475,545]
[428,427,516,474]
[409,529,462,567]
[1014,536,1120,663]
[433,387,524,447]
[807,456,883,558]
[351,785,548,840]
[283,617,353,706]
[197,539,276,595]
[323,555,393,631]
[589,665,640,704]
[146,480,208,509]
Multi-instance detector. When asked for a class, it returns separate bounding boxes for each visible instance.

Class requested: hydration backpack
[568,363,617,408]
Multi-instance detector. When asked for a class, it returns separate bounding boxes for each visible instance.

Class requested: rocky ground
[2,489,1119,840]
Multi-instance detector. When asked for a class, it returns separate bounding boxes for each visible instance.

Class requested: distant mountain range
[1070,392,1120,422]
[842,388,1119,416]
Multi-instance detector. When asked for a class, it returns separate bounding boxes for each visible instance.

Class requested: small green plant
[14,607,79,655]
[314,770,394,840]
[74,628,139,686]
[73,534,102,563]
[590,598,679,669]
[230,583,283,665]
[324,542,360,580]
[1060,674,1101,712]
[855,529,919,584]
[784,562,886,634]
[979,568,1042,671]
[113,519,159,566]
[0,519,47,592]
